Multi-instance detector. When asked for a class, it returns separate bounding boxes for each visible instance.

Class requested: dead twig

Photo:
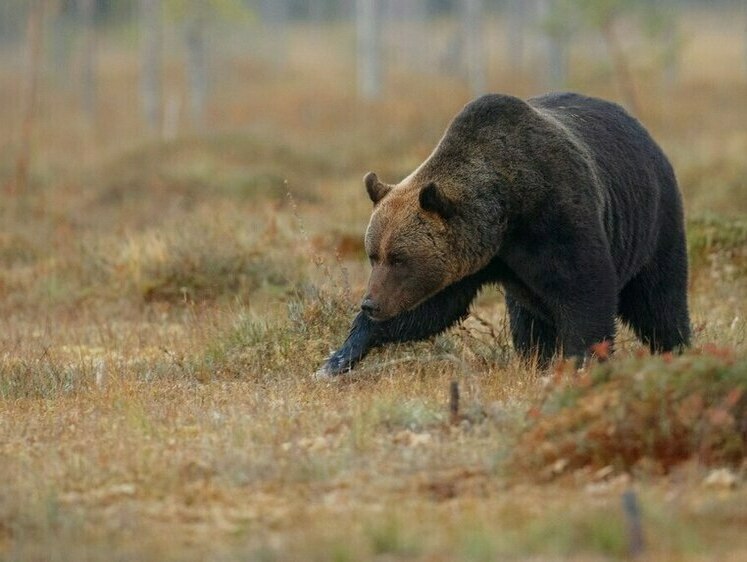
[622,489,645,557]
[449,380,460,424]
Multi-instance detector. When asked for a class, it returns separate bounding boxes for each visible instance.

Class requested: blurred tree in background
[139,0,162,132]
[0,0,744,190]
[356,0,380,100]
[12,0,46,195]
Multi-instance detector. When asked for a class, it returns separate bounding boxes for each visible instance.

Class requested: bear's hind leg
[618,257,691,354]
[506,294,558,365]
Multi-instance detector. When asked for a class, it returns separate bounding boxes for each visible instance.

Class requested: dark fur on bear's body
[317,92,691,377]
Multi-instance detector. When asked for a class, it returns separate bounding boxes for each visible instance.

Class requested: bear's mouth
[362,290,443,323]
[363,309,392,322]
[361,300,403,322]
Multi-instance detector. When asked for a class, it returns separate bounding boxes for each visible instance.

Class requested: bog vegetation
[1,2,746,561]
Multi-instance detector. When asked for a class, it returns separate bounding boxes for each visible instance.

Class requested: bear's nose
[361,297,380,317]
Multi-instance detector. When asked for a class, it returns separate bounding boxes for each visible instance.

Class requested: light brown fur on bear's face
[362,182,463,320]
[359,113,515,321]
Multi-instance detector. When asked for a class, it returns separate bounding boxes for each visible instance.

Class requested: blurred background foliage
[0,7,745,559]
[0,0,745,310]
[1,1,745,175]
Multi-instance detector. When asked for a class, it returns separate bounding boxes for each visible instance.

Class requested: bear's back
[528,92,681,286]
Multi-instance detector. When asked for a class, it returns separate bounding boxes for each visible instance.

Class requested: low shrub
[197,284,354,380]
[513,349,747,476]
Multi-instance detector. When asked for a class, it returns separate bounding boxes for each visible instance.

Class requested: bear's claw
[313,349,355,380]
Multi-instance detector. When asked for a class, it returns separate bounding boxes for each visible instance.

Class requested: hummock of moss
[513,349,747,477]
[97,134,331,206]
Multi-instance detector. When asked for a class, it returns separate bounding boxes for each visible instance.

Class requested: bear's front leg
[504,234,618,363]
[315,270,487,378]
[315,311,375,378]
[557,306,616,362]
[552,272,618,362]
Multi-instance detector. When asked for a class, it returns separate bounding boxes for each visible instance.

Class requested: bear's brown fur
[318,92,691,377]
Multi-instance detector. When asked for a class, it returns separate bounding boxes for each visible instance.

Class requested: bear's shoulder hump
[457,94,532,128]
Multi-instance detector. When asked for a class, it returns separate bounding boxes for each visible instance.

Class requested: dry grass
[1,10,746,561]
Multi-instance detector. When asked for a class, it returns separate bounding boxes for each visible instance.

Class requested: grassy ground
[1,12,746,562]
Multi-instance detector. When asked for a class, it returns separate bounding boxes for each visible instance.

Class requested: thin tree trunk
[78,0,96,120]
[601,19,640,115]
[538,0,568,90]
[309,0,326,45]
[547,36,568,89]
[662,23,678,87]
[463,0,486,97]
[397,0,427,72]
[658,0,680,88]
[356,0,381,100]
[261,0,289,71]
[13,0,46,195]
[743,2,747,79]
[139,0,162,132]
[507,0,525,73]
[185,8,208,130]
[309,0,325,22]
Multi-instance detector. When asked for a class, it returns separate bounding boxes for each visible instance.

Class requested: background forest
[1,1,746,560]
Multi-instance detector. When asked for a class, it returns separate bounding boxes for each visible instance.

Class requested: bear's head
[360,168,504,321]
[358,93,591,321]
[358,94,546,321]
[360,172,457,320]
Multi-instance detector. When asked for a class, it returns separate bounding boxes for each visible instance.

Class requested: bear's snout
[360,296,381,319]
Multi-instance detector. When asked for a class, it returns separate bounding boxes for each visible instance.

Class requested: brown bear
[317,92,691,377]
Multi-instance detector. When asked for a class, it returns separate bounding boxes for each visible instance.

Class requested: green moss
[687,214,747,271]
[522,507,627,558]
[366,516,420,557]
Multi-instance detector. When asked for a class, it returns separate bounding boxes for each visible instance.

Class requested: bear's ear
[419,182,456,219]
[364,172,391,205]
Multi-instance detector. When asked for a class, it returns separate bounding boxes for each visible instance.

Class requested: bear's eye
[388,254,407,267]
[369,254,379,265]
